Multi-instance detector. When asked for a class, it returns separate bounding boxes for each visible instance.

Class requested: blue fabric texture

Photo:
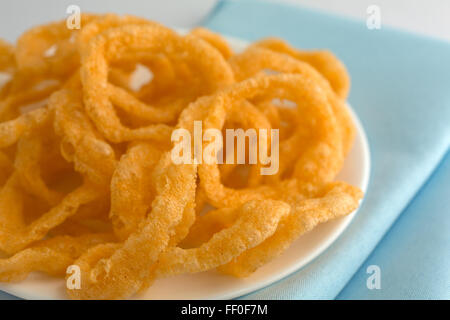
[0,0,449,300]
[338,151,450,300]
[202,0,450,299]
[337,153,450,300]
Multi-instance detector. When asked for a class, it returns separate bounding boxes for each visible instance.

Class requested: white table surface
[0,0,448,43]
[279,0,450,42]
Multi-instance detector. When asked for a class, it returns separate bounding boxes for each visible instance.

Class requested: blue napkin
[202,0,450,299]
[338,151,450,299]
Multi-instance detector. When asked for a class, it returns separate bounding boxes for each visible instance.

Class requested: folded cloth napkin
[1,0,449,300]
[338,151,450,299]
[202,0,450,299]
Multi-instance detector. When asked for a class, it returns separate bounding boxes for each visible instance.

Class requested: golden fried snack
[107,84,178,123]
[110,142,162,240]
[0,151,13,186]
[51,84,117,188]
[80,24,234,143]
[180,207,236,248]
[198,74,343,208]
[218,182,363,277]
[13,112,70,205]
[167,199,197,250]
[0,15,363,300]
[189,27,234,59]
[0,233,115,281]
[67,154,197,300]
[230,46,355,157]
[15,14,99,78]
[0,107,49,148]
[220,99,273,188]
[157,200,290,277]
[253,38,350,99]
[0,172,105,254]
[0,77,59,121]
[0,39,14,74]
[77,14,175,103]
[76,14,158,56]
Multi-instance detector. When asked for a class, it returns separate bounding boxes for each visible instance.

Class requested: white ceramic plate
[0,32,371,300]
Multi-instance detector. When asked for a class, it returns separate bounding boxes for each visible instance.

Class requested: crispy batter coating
[110,142,162,240]
[52,83,117,187]
[15,14,99,78]
[0,233,115,281]
[81,24,234,143]
[253,38,350,100]
[230,47,355,156]
[218,182,363,277]
[0,172,104,254]
[67,155,197,300]
[157,200,290,276]
[0,15,363,300]
[190,27,234,59]
[198,74,343,208]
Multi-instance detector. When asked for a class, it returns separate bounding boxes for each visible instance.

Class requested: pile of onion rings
[0,14,363,299]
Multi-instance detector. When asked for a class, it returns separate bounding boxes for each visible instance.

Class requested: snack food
[0,14,363,299]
